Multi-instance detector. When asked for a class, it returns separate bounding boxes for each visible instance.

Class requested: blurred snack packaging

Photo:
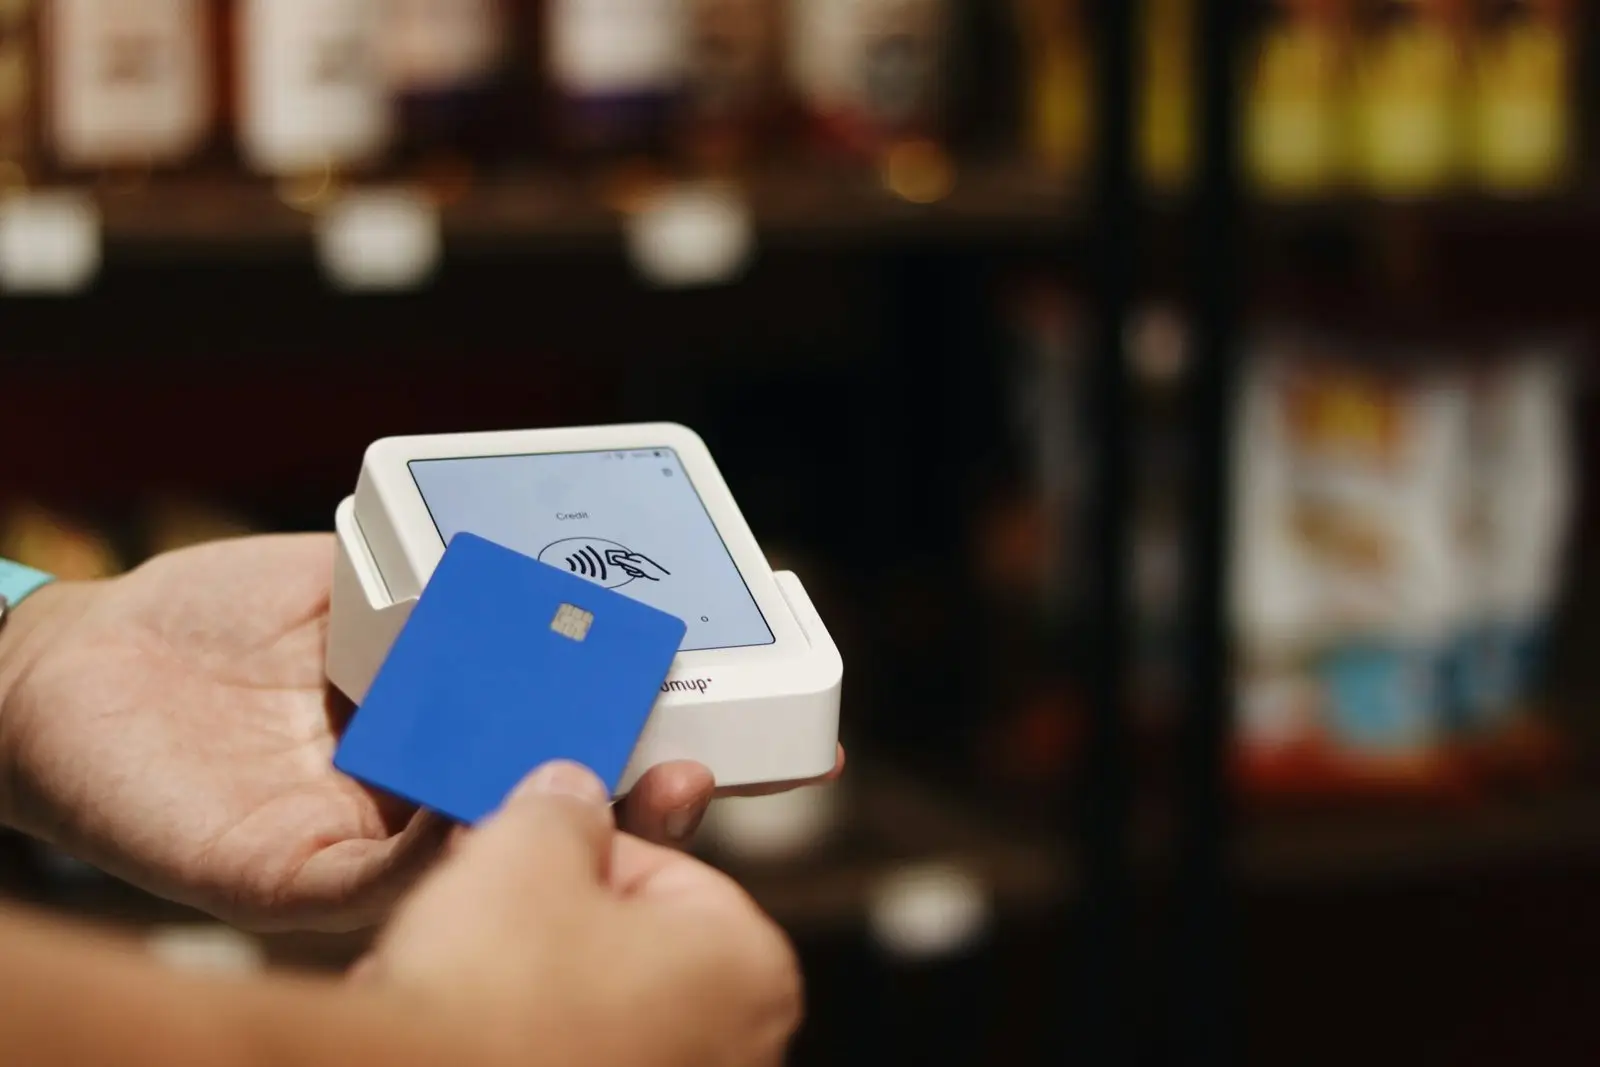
[1232,327,1575,798]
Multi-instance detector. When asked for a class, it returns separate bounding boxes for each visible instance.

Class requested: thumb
[466,760,617,894]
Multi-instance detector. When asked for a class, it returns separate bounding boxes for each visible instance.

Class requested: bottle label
[548,0,687,98]
[384,0,504,93]
[239,0,391,174]
[786,0,857,111]
[858,0,943,130]
[0,39,30,161]
[788,0,943,131]
[687,0,770,121]
[48,0,210,167]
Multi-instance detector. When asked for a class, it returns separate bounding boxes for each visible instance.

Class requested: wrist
[0,580,95,831]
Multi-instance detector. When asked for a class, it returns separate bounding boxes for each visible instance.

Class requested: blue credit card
[333,531,687,824]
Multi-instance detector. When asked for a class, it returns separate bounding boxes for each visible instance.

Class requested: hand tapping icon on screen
[604,548,669,582]
[538,537,669,589]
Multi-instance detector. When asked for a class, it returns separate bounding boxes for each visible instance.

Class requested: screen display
[409,447,773,652]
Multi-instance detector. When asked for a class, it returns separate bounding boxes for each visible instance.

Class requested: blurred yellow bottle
[143,495,256,556]
[1141,0,1194,194]
[1013,0,1092,183]
[1246,0,1349,199]
[0,501,121,580]
[1350,0,1469,198]
[1470,0,1570,195]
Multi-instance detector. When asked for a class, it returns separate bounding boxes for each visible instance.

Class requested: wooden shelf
[48,161,1074,262]
[1236,787,1600,889]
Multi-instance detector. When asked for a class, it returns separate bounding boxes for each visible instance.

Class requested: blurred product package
[1231,329,1574,797]
[1456,351,1573,733]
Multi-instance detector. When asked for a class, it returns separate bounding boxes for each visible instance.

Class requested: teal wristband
[0,558,54,614]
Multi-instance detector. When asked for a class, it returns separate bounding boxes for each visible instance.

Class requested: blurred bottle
[382,0,510,169]
[1012,0,1091,182]
[543,0,689,160]
[786,0,951,166]
[1245,0,1350,199]
[977,281,1087,795]
[1129,303,1189,732]
[678,0,780,172]
[1350,0,1469,198]
[1468,0,1571,195]
[0,0,37,186]
[0,500,122,579]
[143,494,256,556]
[39,0,217,179]
[236,0,393,182]
[1140,0,1194,194]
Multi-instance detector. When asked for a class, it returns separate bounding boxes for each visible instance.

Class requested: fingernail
[665,805,705,843]
[516,761,608,806]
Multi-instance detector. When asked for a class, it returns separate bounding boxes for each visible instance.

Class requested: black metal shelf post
[1165,0,1245,1063]
[1065,1,1139,1064]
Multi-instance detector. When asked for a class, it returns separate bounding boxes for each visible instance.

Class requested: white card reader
[326,422,842,793]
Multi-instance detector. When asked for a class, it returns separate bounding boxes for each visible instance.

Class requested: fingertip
[619,761,715,846]
[509,760,610,808]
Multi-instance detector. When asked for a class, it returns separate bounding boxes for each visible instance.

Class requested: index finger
[713,744,846,799]
[465,761,618,892]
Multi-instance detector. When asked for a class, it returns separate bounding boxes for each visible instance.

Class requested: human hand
[604,548,669,583]
[356,760,802,1067]
[0,534,842,932]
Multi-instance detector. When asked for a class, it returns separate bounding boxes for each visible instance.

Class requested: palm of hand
[3,535,443,932]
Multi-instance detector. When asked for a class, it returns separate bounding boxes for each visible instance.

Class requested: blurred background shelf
[1237,786,1600,890]
[0,765,1069,974]
[73,162,1075,259]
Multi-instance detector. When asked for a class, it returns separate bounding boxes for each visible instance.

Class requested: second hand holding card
[333,532,687,825]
